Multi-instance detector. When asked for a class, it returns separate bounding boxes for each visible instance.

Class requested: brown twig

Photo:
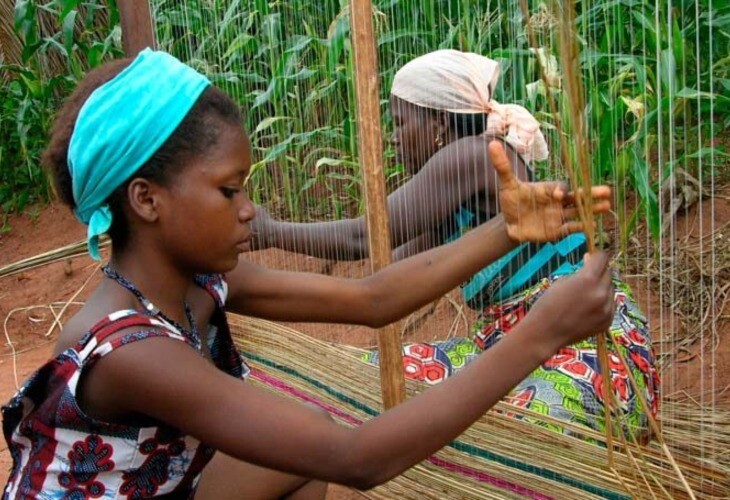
[521,0,613,467]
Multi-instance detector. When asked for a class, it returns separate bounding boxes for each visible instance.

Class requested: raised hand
[490,141,611,243]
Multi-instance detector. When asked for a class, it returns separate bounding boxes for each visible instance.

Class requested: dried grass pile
[230,315,730,499]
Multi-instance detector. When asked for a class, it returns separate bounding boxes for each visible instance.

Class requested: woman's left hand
[490,141,612,243]
[250,204,274,250]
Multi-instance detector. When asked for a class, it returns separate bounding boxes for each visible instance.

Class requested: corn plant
[1,0,122,214]
[3,0,727,246]
[148,0,727,244]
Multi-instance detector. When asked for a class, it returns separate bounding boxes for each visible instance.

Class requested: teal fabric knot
[85,205,113,260]
[444,207,587,306]
[67,48,211,261]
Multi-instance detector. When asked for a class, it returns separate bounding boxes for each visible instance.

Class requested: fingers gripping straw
[67,48,210,260]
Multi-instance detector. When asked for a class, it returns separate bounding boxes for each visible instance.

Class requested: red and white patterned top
[2,274,247,499]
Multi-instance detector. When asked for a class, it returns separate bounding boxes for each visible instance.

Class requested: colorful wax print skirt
[363,275,660,439]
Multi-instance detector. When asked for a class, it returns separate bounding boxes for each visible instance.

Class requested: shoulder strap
[194,273,228,308]
[75,310,188,364]
[463,233,587,307]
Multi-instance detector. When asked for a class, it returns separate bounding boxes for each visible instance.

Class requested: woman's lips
[236,234,251,252]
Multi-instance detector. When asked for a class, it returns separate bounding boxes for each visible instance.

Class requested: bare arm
[228,215,515,327]
[232,142,612,326]
[98,252,614,490]
[252,136,529,260]
[392,228,443,261]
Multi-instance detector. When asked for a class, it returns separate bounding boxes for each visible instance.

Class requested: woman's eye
[220,187,240,199]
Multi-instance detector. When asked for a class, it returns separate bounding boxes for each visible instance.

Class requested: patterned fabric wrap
[363,275,660,439]
[2,274,247,499]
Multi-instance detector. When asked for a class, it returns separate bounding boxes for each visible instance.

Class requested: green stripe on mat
[243,352,629,500]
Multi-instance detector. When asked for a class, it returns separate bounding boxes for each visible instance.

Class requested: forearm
[234,216,514,325]
[342,317,554,488]
[363,215,516,327]
[195,326,547,490]
[391,230,441,262]
[257,218,369,261]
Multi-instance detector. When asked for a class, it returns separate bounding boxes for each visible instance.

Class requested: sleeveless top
[2,274,248,499]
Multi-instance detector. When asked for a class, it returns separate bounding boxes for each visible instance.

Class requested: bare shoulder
[434,135,522,172]
[56,277,220,356]
[481,135,529,169]
[446,135,523,160]
[440,135,491,161]
[414,136,492,185]
[54,287,137,356]
[425,135,527,182]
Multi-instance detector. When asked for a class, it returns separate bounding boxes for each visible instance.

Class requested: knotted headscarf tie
[391,49,549,165]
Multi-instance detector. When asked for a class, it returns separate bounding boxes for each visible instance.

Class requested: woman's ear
[431,111,452,147]
[127,178,160,223]
[434,111,450,139]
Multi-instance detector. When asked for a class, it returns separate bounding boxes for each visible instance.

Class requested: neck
[107,246,193,327]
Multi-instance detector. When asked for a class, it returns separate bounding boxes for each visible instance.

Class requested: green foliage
[2,0,727,246]
[570,0,730,246]
[149,0,728,241]
[0,0,122,214]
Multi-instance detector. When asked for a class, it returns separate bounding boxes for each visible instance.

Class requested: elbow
[329,429,406,490]
[338,467,380,491]
[362,293,387,328]
[360,283,398,329]
[347,471,388,492]
[364,312,396,330]
[305,411,390,490]
[336,454,395,491]
[364,318,386,330]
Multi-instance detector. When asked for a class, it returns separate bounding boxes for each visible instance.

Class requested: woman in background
[253,49,659,441]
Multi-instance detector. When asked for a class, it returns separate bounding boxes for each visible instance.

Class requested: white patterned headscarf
[391,49,549,164]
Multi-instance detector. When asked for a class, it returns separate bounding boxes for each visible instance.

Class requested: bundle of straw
[0,0,22,70]
[230,314,730,499]
[0,237,108,279]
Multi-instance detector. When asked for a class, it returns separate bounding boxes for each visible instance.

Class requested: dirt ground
[1,186,728,496]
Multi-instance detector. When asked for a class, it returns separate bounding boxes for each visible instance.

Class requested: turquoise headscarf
[67,48,211,260]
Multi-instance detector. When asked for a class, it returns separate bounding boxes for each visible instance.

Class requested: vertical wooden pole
[118,0,156,56]
[349,0,406,409]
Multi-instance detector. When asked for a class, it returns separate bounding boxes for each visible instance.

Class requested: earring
[435,134,444,148]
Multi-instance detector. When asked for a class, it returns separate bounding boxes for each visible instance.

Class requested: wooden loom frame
[118,0,407,410]
[114,1,729,498]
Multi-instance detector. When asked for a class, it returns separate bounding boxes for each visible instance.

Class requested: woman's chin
[203,255,241,275]
[225,255,242,272]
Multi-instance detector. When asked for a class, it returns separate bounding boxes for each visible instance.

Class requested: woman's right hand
[490,141,612,243]
[523,251,615,357]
